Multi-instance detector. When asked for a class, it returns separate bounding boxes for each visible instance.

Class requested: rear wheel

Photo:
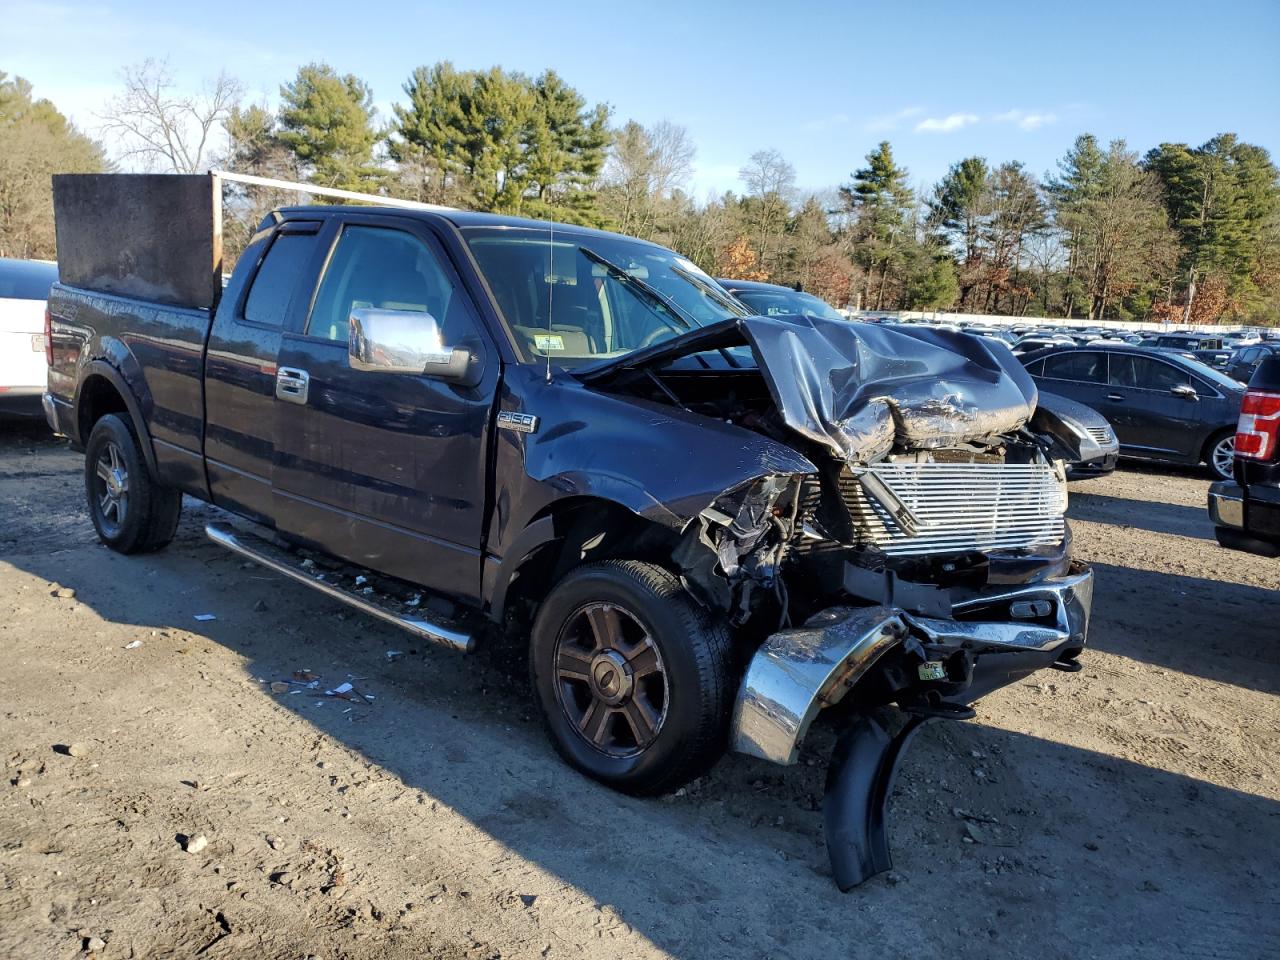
[530,560,734,796]
[84,414,182,554]
[1207,430,1236,481]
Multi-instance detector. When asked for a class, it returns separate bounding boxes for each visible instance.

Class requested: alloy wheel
[1211,435,1236,479]
[93,440,130,536]
[554,602,669,758]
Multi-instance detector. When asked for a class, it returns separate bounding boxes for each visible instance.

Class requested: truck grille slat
[842,462,1066,557]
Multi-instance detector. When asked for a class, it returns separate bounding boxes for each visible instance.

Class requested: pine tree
[1046,134,1106,316]
[389,63,610,223]
[840,141,915,310]
[277,63,382,192]
[1146,135,1280,319]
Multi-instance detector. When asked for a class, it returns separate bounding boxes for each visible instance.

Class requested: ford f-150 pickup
[46,174,1093,889]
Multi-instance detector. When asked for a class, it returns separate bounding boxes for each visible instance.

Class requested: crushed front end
[579,314,1094,889]
[723,438,1093,889]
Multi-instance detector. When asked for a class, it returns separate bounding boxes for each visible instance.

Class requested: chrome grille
[1086,425,1113,444]
[841,462,1067,557]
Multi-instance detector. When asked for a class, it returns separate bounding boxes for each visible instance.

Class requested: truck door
[204,221,323,524]
[271,216,498,602]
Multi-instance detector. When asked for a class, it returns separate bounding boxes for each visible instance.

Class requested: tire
[84,414,182,554]
[1206,430,1236,481]
[530,559,734,796]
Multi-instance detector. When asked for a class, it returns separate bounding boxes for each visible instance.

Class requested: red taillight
[1236,389,1280,461]
[43,307,53,367]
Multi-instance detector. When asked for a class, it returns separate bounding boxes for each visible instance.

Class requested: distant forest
[3,61,1277,324]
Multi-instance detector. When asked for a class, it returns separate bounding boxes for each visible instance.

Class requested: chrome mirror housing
[348,307,471,380]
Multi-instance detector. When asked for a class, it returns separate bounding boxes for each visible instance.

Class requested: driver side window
[307,226,459,345]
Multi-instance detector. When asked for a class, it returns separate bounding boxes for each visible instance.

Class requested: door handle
[1105,393,1124,401]
[275,367,310,405]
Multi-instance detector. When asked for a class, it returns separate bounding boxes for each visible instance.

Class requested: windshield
[733,288,845,322]
[464,227,747,365]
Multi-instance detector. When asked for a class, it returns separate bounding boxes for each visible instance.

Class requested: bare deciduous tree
[599,120,694,239]
[99,60,243,173]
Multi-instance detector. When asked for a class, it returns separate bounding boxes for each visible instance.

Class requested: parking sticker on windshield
[535,334,565,352]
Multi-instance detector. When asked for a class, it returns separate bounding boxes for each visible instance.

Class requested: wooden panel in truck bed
[51,174,222,310]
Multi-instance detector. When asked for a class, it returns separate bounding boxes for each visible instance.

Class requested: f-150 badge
[497,411,539,434]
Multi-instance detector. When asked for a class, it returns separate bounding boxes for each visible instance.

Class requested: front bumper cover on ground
[732,565,1093,765]
[729,564,1094,890]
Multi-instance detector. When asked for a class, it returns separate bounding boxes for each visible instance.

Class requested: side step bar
[205,522,475,653]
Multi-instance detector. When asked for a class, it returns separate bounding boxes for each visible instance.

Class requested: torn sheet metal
[578,316,1039,463]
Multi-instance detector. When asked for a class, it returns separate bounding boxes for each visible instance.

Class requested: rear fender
[74,359,159,479]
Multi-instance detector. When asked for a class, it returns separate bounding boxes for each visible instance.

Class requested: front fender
[489,365,817,558]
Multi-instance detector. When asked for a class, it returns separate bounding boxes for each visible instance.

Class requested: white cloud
[865,106,924,132]
[915,112,979,133]
[993,109,1059,131]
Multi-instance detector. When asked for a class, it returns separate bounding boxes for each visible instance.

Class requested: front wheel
[530,560,734,796]
[1207,431,1236,481]
[84,414,182,554]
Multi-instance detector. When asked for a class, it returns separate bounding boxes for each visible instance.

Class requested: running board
[205,522,475,653]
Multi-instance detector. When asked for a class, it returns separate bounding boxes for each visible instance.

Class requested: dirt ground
[1,419,1277,960]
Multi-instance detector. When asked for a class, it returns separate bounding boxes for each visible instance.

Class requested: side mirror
[348,307,473,381]
[1170,383,1198,401]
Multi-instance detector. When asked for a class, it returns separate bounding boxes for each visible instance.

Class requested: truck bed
[46,283,213,499]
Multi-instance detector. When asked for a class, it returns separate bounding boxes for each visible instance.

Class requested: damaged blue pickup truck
[45,175,1092,889]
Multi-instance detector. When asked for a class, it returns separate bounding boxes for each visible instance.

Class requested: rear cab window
[240,228,321,326]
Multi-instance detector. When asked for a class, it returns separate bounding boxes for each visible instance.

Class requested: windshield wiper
[578,246,693,334]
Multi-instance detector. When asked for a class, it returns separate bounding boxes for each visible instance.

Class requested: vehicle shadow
[5,521,1279,960]
[1067,491,1213,540]
[1086,559,1277,695]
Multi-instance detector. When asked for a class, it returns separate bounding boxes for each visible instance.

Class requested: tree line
[2,60,1277,324]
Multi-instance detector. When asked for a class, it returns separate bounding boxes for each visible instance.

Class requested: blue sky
[4,0,1278,198]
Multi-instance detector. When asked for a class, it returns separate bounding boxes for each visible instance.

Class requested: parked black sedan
[715,278,848,322]
[1020,344,1245,479]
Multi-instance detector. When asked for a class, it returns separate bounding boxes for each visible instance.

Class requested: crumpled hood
[578,315,1039,462]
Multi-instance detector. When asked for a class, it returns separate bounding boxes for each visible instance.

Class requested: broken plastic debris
[193,614,217,622]
[385,650,405,661]
[406,595,422,607]
[326,682,355,697]
[354,575,368,586]
[269,681,290,694]
[123,640,143,650]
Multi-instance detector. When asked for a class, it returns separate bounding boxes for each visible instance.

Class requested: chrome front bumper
[731,565,1094,765]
